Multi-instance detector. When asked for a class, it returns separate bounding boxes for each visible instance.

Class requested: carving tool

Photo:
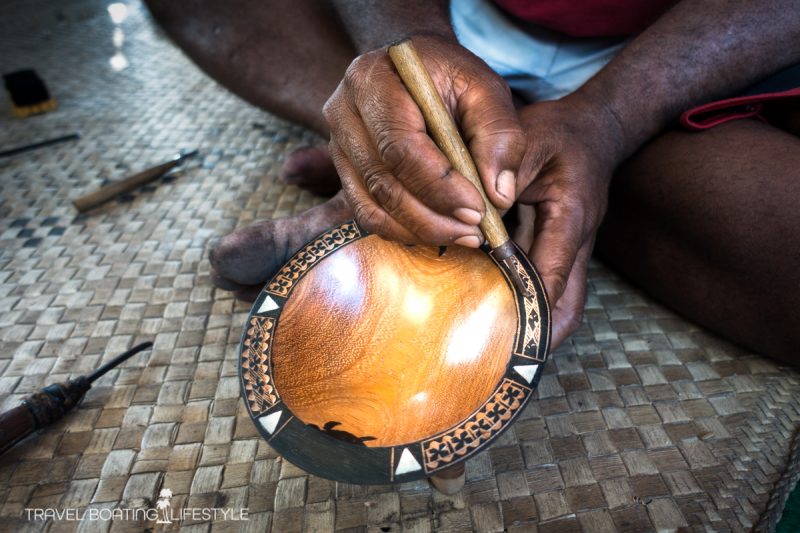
[0,342,152,456]
[387,39,532,298]
[72,150,198,212]
[0,133,80,158]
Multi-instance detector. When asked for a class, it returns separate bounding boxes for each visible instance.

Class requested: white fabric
[451,0,626,101]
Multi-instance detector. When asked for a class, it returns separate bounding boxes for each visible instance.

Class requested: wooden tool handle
[388,39,510,249]
[72,159,179,212]
[72,151,196,213]
[0,378,90,456]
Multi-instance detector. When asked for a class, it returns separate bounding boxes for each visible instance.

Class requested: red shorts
[680,64,800,131]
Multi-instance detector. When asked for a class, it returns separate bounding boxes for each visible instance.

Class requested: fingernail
[454,235,481,248]
[496,170,515,200]
[453,207,483,225]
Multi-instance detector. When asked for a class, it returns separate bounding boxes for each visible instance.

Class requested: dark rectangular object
[3,69,50,107]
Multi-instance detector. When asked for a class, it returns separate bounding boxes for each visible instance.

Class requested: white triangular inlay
[514,364,539,384]
[395,448,422,475]
[259,410,282,434]
[258,296,279,313]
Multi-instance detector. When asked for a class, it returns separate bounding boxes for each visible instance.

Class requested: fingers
[456,69,526,210]
[522,176,595,348]
[548,243,592,348]
[356,70,487,221]
[324,41,525,245]
[511,204,536,250]
[329,138,482,245]
[527,198,586,306]
[512,98,614,348]
[325,53,488,244]
[329,139,416,243]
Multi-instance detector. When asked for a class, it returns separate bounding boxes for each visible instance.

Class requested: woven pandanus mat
[1,0,799,531]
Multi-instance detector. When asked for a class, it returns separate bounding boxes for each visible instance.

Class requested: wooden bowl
[239,220,550,484]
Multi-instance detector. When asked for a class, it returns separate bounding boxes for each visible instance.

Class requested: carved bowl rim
[238,220,551,484]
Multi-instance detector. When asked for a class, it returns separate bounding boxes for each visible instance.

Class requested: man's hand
[324,36,622,348]
[324,34,526,247]
[514,95,624,346]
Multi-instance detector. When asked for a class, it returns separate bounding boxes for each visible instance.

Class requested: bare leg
[596,116,800,363]
[145,0,352,291]
[281,145,341,197]
[209,191,352,293]
[145,0,353,134]
[146,0,344,193]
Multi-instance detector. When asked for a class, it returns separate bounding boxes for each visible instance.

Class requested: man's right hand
[324,34,526,247]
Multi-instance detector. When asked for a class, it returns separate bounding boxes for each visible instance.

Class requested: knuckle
[487,124,525,153]
[322,89,351,134]
[470,66,508,91]
[377,133,453,208]
[473,123,521,156]
[412,167,452,202]
[343,55,368,85]
[322,95,338,123]
[376,126,413,170]
[353,201,386,236]
[343,51,383,90]
[364,168,402,213]
[548,265,572,299]
[564,307,584,333]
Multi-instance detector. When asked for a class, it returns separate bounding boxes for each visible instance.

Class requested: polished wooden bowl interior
[271,236,517,447]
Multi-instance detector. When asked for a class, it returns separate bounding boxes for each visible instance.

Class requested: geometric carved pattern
[266,221,361,297]
[422,378,530,471]
[241,316,278,415]
[238,229,550,483]
[509,255,542,353]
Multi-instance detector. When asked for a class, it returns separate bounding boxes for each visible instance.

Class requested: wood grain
[271,236,517,447]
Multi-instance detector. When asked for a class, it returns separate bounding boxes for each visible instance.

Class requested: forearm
[332,0,455,53]
[577,0,800,162]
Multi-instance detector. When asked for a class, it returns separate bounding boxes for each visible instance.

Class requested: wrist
[559,91,630,170]
[334,1,456,54]
[385,29,459,50]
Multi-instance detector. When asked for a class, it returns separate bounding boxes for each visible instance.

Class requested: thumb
[527,200,584,306]
[457,75,526,211]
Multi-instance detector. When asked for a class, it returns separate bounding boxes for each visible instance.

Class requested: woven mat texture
[1,1,799,531]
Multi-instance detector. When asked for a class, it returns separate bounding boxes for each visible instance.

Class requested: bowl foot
[429,463,466,495]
